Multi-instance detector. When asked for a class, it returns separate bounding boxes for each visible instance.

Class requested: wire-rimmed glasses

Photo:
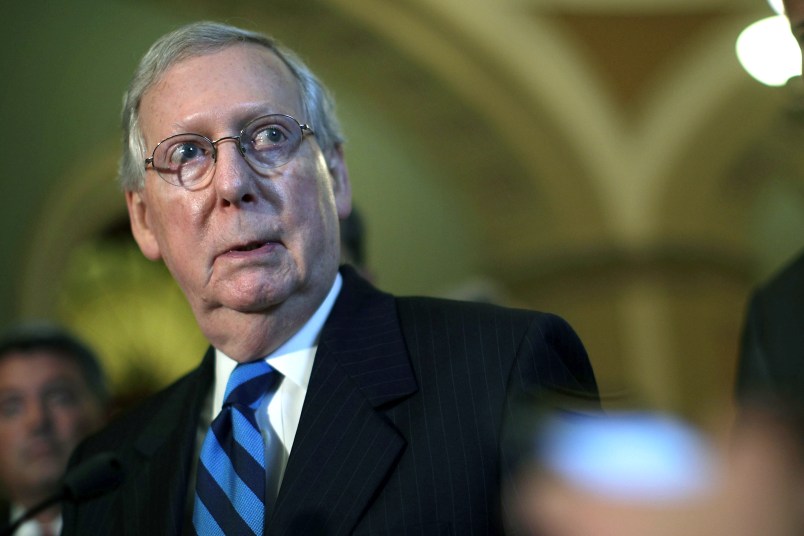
[144,114,315,189]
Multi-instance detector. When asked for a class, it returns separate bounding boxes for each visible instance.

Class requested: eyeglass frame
[143,113,315,188]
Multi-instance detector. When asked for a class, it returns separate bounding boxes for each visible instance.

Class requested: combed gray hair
[119,21,345,191]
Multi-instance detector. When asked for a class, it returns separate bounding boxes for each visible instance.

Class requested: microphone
[62,452,124,501]
[0,452,124,536]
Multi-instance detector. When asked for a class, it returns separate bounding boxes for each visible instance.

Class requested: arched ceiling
[4,0,801,416]
[6,0,775,302]
[1,0,787,317]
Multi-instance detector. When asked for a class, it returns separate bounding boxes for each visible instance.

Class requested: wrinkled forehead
[154,44,298,96]
[140,44,304,136]
[0,350,85,385]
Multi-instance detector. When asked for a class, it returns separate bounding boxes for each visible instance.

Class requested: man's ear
[326,144,352,219]
[125,189,162,261]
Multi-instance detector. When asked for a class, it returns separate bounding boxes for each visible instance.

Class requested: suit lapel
[123,347,214,536]
[270,266,418,535]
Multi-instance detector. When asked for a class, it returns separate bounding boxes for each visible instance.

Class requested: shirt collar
[213,272,342,411]
[10,503,61,536]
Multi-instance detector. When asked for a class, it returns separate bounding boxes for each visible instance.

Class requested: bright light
[768,0,784,15]
[736,15,801,87]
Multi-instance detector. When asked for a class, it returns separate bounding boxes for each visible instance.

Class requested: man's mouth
[220,240,281,258]
[24,439,60,461]
[232,242,266,252]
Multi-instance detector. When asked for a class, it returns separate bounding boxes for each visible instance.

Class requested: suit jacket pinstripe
[62,266,597,535]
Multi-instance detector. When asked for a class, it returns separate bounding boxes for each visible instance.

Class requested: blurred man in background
[736,0,804,423]
[0,323,107,535]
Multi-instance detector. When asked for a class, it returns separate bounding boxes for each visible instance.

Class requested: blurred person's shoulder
[755,249,804,303]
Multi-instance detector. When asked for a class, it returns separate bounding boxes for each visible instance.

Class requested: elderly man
[0,323,107,536]
[62,21,597,536]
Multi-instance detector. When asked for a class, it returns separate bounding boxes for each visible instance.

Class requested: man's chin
[23,444,63,463]
[212,276,297,314]
[18,464,65,494]
[221,289,288,314]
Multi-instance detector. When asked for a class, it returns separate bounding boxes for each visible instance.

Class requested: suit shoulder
[396,296,597,403]
[394,295,585,367]
[396,295,573,332]
[746,250,804,328]
[397,294,536,318]
[757,250,804,300]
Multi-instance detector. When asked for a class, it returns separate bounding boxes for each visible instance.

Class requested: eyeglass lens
[150,114,306,188]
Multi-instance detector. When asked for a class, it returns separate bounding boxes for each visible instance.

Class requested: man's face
[0,352,104,503]
[128,44,351,355]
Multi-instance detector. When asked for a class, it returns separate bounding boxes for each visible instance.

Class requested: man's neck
[31,505,60,525]
[197,273,340,362]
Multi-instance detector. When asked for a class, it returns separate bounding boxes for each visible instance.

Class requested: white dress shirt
[211,273,342,493]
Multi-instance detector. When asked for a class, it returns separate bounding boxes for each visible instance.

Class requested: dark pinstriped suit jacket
[62,266,597,535]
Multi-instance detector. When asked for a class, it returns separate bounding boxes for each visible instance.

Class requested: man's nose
[211,138,257,205]
[26,401,53,432]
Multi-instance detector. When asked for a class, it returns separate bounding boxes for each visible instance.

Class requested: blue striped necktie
[193,360,277,536]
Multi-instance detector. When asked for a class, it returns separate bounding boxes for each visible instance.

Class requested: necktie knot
[223,360,276,409]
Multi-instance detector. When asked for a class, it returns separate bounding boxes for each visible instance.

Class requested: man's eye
[253,126,289,148]
[169,142,207,166]
[0,398,22,418]
[45,388,78,408]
